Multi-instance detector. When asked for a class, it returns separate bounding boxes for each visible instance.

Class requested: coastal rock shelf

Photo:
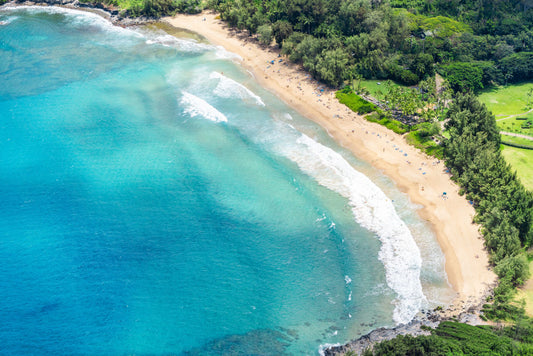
[324,294,494,355]
[9,0,151,25]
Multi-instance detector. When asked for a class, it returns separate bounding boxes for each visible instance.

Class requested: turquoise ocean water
[0,7,454,355]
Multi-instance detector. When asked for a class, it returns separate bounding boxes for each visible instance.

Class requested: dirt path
[500,131,533,140]
[496,108,533,121]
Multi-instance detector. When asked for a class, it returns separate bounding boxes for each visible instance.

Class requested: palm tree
[352,73,363,94]
[527,88,533,108]
[376,89,383,104]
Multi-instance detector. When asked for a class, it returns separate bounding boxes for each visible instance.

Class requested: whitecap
[344,275,352,284]
[0,5,136,37]
[281,133,425,325]
[210,71,265,106]
[180,91,227,123]
[214,45,242,61]
[141,30,212,53]
[315,214,326,222]
[0,15,17,25]
[319,343,342,356]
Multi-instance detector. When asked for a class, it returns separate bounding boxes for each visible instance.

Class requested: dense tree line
[442,93,533,323]
[76,0,203,17]
[444,93,533,277]
[73,0,533,89]
[207,0,434,86]
[201,0,533,89]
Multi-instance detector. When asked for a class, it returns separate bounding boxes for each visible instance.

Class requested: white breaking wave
[142,31,241,59]
[0,15,17,25]
[2,5,242,61]
[210,72,265,106]
[213,45,242,61]
[282,133,425,325]
[144,32,212,53]
[1,5,135,36]
[319,343,342,356]
[180,91,227,123]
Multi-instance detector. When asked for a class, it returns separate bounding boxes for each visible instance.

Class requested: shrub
[257,24,273,46]
[336,91,377,114]
[438,61,484,92]
[495,254,530,286]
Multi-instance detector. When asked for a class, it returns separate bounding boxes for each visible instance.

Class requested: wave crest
[210,72,265,106]
[144,32,213,53]
[0,5,134,35]
[284,134,426,325]
[180,91,227,123]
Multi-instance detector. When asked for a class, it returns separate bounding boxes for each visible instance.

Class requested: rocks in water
[10,0,154,26]
[323,319,436,356]
[324,294,495,356]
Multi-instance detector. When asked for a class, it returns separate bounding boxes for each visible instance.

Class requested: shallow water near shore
[0,6,453,355]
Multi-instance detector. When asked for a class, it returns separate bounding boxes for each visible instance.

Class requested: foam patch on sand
[210,72,265,106]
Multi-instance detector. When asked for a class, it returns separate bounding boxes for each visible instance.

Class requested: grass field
[498,112,533,135]
[501,135,533,148]
[353,79,405,99]
[501,145,533,190]
[335,90,377,114]
[478,82,533,116]
[477,83,533,191]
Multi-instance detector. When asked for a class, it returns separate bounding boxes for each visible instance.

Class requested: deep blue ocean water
[0,7,453,355]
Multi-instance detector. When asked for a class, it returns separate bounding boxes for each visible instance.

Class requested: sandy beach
[163,12,496,312]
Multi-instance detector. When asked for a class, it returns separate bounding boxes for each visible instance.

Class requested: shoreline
[162,12,496,313]
[1,2,498,350]
[2,0,153,26]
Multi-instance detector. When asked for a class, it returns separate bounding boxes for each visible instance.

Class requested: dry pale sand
[163,12,496,312]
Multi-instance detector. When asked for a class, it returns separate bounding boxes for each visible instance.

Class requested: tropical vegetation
[13,0,533,352]
[360,320,533,355]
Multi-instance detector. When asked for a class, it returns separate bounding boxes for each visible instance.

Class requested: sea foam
[282,133,425,325]
[210,72,265,106]
[141,30,240,60]
[0,15,17,25]
[213,45,242,61]
[0,5,134,36]
[143,31,212,53]
[180,91,227,123]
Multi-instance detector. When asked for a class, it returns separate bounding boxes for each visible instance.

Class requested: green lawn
[354,79,405,99]
[501,134,533,148]
[478,82,533,116]
[498,113,533,135]
[477,83,533,190]
[501,145,533,190]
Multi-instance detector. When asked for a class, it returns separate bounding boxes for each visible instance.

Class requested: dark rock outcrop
[323,319,436,356]
[7,0,153,26]
[323,297,492,356]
